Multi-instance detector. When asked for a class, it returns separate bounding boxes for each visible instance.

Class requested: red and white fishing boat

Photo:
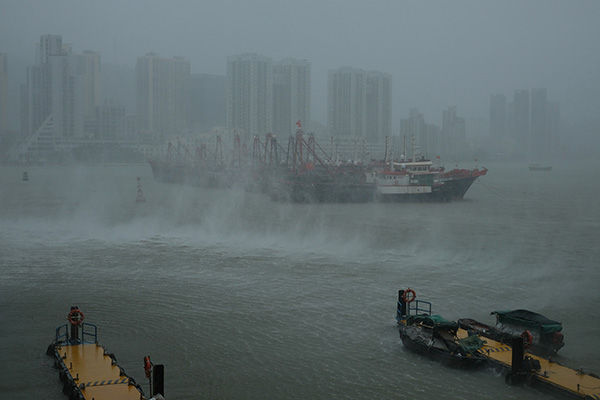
[367,155,487,201]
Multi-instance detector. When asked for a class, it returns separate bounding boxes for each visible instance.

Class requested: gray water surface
[1,162,599,399]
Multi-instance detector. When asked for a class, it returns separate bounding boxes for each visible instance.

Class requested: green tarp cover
[407,314,458,330]
[458,335,485,354]
[492,309,562,334]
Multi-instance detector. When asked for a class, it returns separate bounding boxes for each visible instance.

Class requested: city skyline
[2,40,589,134]
[0,34,583,161]
[1,0,598,132]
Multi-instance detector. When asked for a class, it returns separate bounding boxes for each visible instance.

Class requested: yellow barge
[47,307,165,400]
[455,328,600,399]
[396,289,600,399]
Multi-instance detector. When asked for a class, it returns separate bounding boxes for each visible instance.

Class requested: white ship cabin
[391,160,433,174]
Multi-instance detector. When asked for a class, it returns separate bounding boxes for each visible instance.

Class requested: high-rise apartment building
[77,50,102,134]
[33,34,63,134]
[226,53,272,139]
[442,106,466,159]
[0,53,8,135]
[136,53,190,137]
[365,71,392,143]
[513,89,530,145]
[491,88,560,159]
[20,35,101,140]
[273,58,310,137]
[426,123,441,158]
[172,57,190,135]
[328,67,367,138]
[48,51,85,138]
[95,101,125,139]
[400,109,425,154]
[36,34,63,65]
[531,88,548,158]
[489,94,506,139]
[328,67,391,143]
[400,108,442,158]
[547,101,560,153]
[22,35,63,137]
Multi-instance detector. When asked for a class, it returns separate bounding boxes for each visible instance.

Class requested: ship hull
[399,325,487,368]
[374,179,478,202]
[271,180,376,203]
[376,189,437,202]
[437,176,478,200]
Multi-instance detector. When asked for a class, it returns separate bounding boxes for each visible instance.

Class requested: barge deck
[47,306,164,400]
[396,289,600,399]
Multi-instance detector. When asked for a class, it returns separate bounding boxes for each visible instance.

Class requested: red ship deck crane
[264,133,279,166]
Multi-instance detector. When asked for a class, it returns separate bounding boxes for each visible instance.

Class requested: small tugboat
[47,306,166,400]
[396,289,487,367]
[458,309,564,356]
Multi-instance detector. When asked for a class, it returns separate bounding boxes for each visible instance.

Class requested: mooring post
[511,335,524,374]
[505,335,526,385]
[152,364,164,396]
[397,290,406,321]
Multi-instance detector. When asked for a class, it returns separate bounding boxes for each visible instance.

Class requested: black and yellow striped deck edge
[456,328,600,399]
[49,342,146,400]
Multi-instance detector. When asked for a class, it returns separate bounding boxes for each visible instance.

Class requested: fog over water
[1,162,599,399]
[1,1,600,399]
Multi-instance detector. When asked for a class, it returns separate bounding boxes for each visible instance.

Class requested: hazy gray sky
[1,0,599,127]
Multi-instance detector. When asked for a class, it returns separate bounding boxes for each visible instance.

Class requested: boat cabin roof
[392,161,432,167]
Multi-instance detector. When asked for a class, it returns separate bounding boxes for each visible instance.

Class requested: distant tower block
[136,177,146,203]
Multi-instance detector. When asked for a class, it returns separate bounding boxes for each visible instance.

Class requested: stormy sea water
[1,161,599,400]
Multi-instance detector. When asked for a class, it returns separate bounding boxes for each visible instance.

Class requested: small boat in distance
[529,163,552,171]
[22,171,29,181]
